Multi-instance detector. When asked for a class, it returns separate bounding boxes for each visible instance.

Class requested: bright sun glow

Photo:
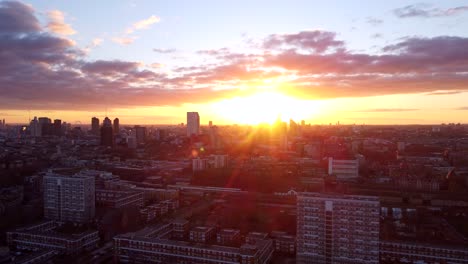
[211,91,319,124]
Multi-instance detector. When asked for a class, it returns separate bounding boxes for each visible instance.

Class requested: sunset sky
[1,0,468,125]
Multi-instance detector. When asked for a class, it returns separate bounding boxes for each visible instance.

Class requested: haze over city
[1,0,468,124]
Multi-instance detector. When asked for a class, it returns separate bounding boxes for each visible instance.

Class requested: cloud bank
[1,1,468,112]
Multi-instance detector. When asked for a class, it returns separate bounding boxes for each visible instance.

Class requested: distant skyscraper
[209,120,213,127]
[297,193,380,264]
[43,173,95,223]
[91,117,100,135]
[29,117,41,137]
[187,112,200,137]
[100,117,113,147]
[38,117,53,136]
[53,119,62,136]
[134,126,147,144]
[113,118,120,135]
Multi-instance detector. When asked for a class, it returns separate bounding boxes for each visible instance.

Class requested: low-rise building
[7,221,99,255]
[95,189,144,209]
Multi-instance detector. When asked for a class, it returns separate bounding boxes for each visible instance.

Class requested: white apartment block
[297,192,380,264]
[43,173,95,224]
[328,157,359,180]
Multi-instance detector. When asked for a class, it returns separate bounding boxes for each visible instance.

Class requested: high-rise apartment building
[187,112,200,137]
[297,193,380,264]
[43,173,95,224]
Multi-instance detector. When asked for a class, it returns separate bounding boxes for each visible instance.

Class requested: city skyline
[2,0,468,125]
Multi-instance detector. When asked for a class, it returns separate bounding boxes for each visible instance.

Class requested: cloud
[126,15,160,33]
[394,4,468,18]
[1,1,468,112]
[153,48,176,53]
[453,107,468,110]
[112,36,135,45]
[81,60,140,76]
[371,33,383,39]
[263,30,345,53]
[91,38,103,47]
[354,108,420,112]
[425,90,465,96]
[366,17,383,26]
[46,10,76,35]
[0,1,40,33]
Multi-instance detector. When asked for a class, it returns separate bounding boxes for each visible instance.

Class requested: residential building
[297,193,380,264]
[7,221,99,255]
[328,158,359,180]
[187,112,200,137]
[43,173,95,224]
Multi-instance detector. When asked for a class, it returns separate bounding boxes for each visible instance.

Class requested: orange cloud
[46,10,76,35]
[125,15,160,34]
[112,36,136,45]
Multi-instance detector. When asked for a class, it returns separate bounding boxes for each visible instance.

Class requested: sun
[211,91,316,124]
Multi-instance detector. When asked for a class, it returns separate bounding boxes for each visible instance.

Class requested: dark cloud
[153,48,176,54]
[0,1,40,33]
[81,60,140,76]
[394,4,468,18]
[263,30,345,53]
[366,17,383,26]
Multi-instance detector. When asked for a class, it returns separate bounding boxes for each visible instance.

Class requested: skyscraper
[100,117,113,147]
[29,117,41,137]
[187,112,200,137]
[91,117,100,135]
[134,126,147,144]
[43,173,95,224]
[113,117,120,135]
[53,119,62,136]
[38,117,53,136]
[297,193,380,264]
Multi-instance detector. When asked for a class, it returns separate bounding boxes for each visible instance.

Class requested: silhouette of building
[135,126,147,144]
[38,117,53,136]
[53,119,62,136]
[29,117,41,137]
[100,117,113,147]
[187,112,200,137]
[91,117,100,135]
[43,173,95,224]
[297,193,380,264]
[113,117,120,135]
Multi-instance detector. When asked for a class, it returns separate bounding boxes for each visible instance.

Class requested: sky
[1,0,468,125]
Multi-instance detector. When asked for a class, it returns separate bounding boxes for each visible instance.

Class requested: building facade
[187,112,200,137]
[328,158,359,180]
[7,221,99,255]
[43,173,95,224]
[297,193,380,264]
